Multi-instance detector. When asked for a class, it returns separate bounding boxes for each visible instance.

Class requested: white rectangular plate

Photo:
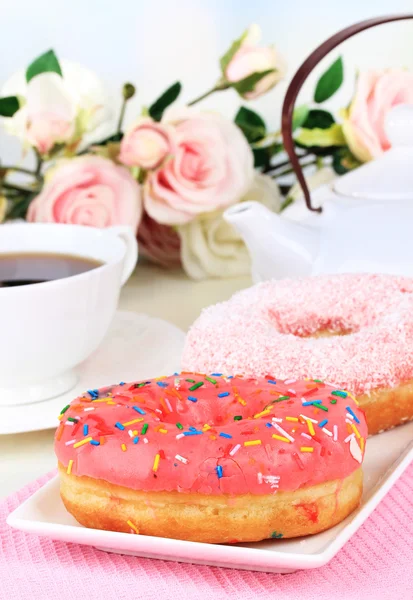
[7,422,413,574]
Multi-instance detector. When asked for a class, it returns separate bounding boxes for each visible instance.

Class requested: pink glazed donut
[182,274,413,435]
[55,373,366,543]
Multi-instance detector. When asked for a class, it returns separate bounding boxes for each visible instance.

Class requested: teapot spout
[224,201,319,281]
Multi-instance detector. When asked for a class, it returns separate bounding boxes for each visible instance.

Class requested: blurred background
[1,0,413,165]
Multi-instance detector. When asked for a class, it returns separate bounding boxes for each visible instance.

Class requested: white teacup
[0,222,138,406]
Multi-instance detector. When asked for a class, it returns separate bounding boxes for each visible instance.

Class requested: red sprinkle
[292,452,305,470]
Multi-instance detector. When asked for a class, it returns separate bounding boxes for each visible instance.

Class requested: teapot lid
[333,104,413,200]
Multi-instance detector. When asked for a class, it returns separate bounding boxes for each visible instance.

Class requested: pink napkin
[1,467,413,600]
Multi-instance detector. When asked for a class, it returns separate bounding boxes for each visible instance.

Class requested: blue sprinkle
[83,424,88,436]
[219,432,232,439]
[87,389,99,399]
[174,372,179,376]
[156,381,168,388]
[267,379,277,385]
[332,390,348,398]
[90,440,100,446]
[265,422,273,428]
[227,376,234,379]
[211,373,222,376]
[218,392,230,398]
[115,422,125,431]
[119,382,125,386]
[216,465,223,479]
[183,431,203,436]
[346,406,360,424]
[318,419,328,428]
[187,396,198,402]
[302,400,322,407]
[132,406,146,415]
[133,436,140,444]
[189,426,197,432]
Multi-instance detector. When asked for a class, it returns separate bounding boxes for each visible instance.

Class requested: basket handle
[281,14,413,213]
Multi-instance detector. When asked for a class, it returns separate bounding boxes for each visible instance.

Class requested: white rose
[177,173,281,279]
[1,59,113,154]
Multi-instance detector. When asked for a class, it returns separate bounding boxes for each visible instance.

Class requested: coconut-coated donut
[55,373,366,544]
[182,274,413,435]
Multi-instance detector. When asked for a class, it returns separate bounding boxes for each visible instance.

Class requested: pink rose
[137,212,181,268]
[27,155,142,231]
[144,107,254,225]
[119,118,174,170]
[343,69,413,162]
[224,24,285,100]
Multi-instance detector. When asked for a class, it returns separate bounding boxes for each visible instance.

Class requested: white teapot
[225,105,413,283]
[224,14,413,283]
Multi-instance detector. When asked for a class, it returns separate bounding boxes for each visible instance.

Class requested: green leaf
[235,106,266,143]
[6,193,36,220]
[280,195,294,211]
[26,49,62,82]
[295,124,346,147]
[302,109,335,130]
[314,56,343,103]
[232,69,275,96]
[292,105,309,132]
[0,96,20,117]
[148,82,181,122]
[220,29,248,73]
[332,147,361,175]
[253,143,283,168]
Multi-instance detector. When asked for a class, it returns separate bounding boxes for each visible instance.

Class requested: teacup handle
[106,226,138,285]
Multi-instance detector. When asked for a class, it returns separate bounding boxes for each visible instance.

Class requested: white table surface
[0,264,250,498]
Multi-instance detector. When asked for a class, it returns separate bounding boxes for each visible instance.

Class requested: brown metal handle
[281,14,413,213]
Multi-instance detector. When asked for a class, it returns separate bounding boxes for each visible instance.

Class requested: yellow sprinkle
[127,519,139,534]
[58,414,64,421]
[121,443,127,452]
[285,416,299,422]
[67,459,73,475]
[202,424,211,431]
[254,409,271,419]
[351,423,361,439]
[106,401,116,405]
[123,418,144,427]
[153,453,160,472]
[237,396,247,406]
[132,430,138,436]
[158,428,168,434]
[155,375,167,380]
[73,436,92,448]
[306,419,315,436]
[300,446,314,452]
[344,389,359,406]
[272,434,290,443]
[360,437,365,451]
[244,440,262,446]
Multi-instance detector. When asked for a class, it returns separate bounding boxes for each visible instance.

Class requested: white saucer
[2,311,185,435]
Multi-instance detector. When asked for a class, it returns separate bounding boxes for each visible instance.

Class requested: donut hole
[269,312,356,339]
[301,328,353,339]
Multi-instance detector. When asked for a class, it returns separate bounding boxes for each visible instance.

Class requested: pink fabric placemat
[1,467,413,600]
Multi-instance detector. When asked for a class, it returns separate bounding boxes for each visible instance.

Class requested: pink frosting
[55,373,366,495]
[182,274,413,395]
